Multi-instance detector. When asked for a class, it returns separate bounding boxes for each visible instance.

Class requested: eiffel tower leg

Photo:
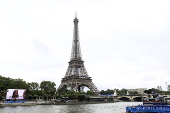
[78,87,81,92]
[57,83,64,90]
[86,82,99,94]
[82,86,84,92]
[71,81,99,93]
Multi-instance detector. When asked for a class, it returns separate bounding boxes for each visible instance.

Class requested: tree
[100,89,114,95]
[73,92,79,98]
[40,81,56,95]
[64,94,68,98]
[100,90,106,95]
[28,82,39,91]
[33,95,38,99]
[106,89,114,94]
[0,76,11,92]
[129,91,138,95]
[144,89,153,94]
[28,94,32,100]
[78,94,85,99]
[0,75,27,93]
[58,86,68,95]
[67,90,75,95]
[0,94,2,101]
[87,90,94,95]
[117,88,127,95]
[11,78,27,89]
[26,82,39,96]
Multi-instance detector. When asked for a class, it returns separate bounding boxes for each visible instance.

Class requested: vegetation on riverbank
[1,75,170,101]
[0,75,56,100]
[144,88,170,94]
[0,75,94,101]
[100,88,138,95]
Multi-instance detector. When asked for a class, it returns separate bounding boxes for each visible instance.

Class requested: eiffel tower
[58,15,99,93]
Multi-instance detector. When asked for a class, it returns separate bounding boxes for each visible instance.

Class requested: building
[127,88,147,94]
[157,86,162,91]
[168,85,170,91]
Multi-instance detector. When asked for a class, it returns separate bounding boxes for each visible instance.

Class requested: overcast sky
[0,0,170,91]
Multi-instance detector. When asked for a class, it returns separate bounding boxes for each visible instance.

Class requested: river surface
[0,102,142,113]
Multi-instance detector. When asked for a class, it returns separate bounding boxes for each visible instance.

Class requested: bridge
[115,94,170,101]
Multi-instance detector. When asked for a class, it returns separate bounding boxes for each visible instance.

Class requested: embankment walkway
[0,101,115,107]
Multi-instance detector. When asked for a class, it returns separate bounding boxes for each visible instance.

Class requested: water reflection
[0,102,142,113]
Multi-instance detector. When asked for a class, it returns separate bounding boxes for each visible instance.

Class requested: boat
[126,93,170,113]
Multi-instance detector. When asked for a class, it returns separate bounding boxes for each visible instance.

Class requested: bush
[78,94,85,99]
[33,95,38,99]
[28,95,32,100]
[48,95,51,99]
[44,95,47,100]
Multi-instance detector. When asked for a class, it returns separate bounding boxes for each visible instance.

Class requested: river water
[0,102,142,113]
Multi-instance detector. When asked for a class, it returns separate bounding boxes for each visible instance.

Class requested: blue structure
[5,100,26,103]
[126,105,170,112]
[100,94,114,97]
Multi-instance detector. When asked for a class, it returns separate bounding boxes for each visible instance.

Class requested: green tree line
[100,88,138,95]
[144,88,170,94]
[100,88,170,96]
[0,75,56,100]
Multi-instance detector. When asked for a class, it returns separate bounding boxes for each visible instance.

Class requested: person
[12,90,19,99]
[23,91,26,99]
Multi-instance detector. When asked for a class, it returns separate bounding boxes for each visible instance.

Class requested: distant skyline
[0,0,170,91]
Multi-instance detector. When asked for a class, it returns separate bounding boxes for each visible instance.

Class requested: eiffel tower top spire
[70,14,82,61]
[64,15,89,79]
[75,12,77,18]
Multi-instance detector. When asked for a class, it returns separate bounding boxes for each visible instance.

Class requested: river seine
[0,102,142,113]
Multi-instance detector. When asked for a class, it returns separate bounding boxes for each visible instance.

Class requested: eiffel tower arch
[58,15,99,93]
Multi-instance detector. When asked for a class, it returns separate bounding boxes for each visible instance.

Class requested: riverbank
[0,103,37,107]
[0,101,116,107]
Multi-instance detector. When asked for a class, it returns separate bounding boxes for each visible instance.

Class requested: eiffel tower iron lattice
[58,15,99,93]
